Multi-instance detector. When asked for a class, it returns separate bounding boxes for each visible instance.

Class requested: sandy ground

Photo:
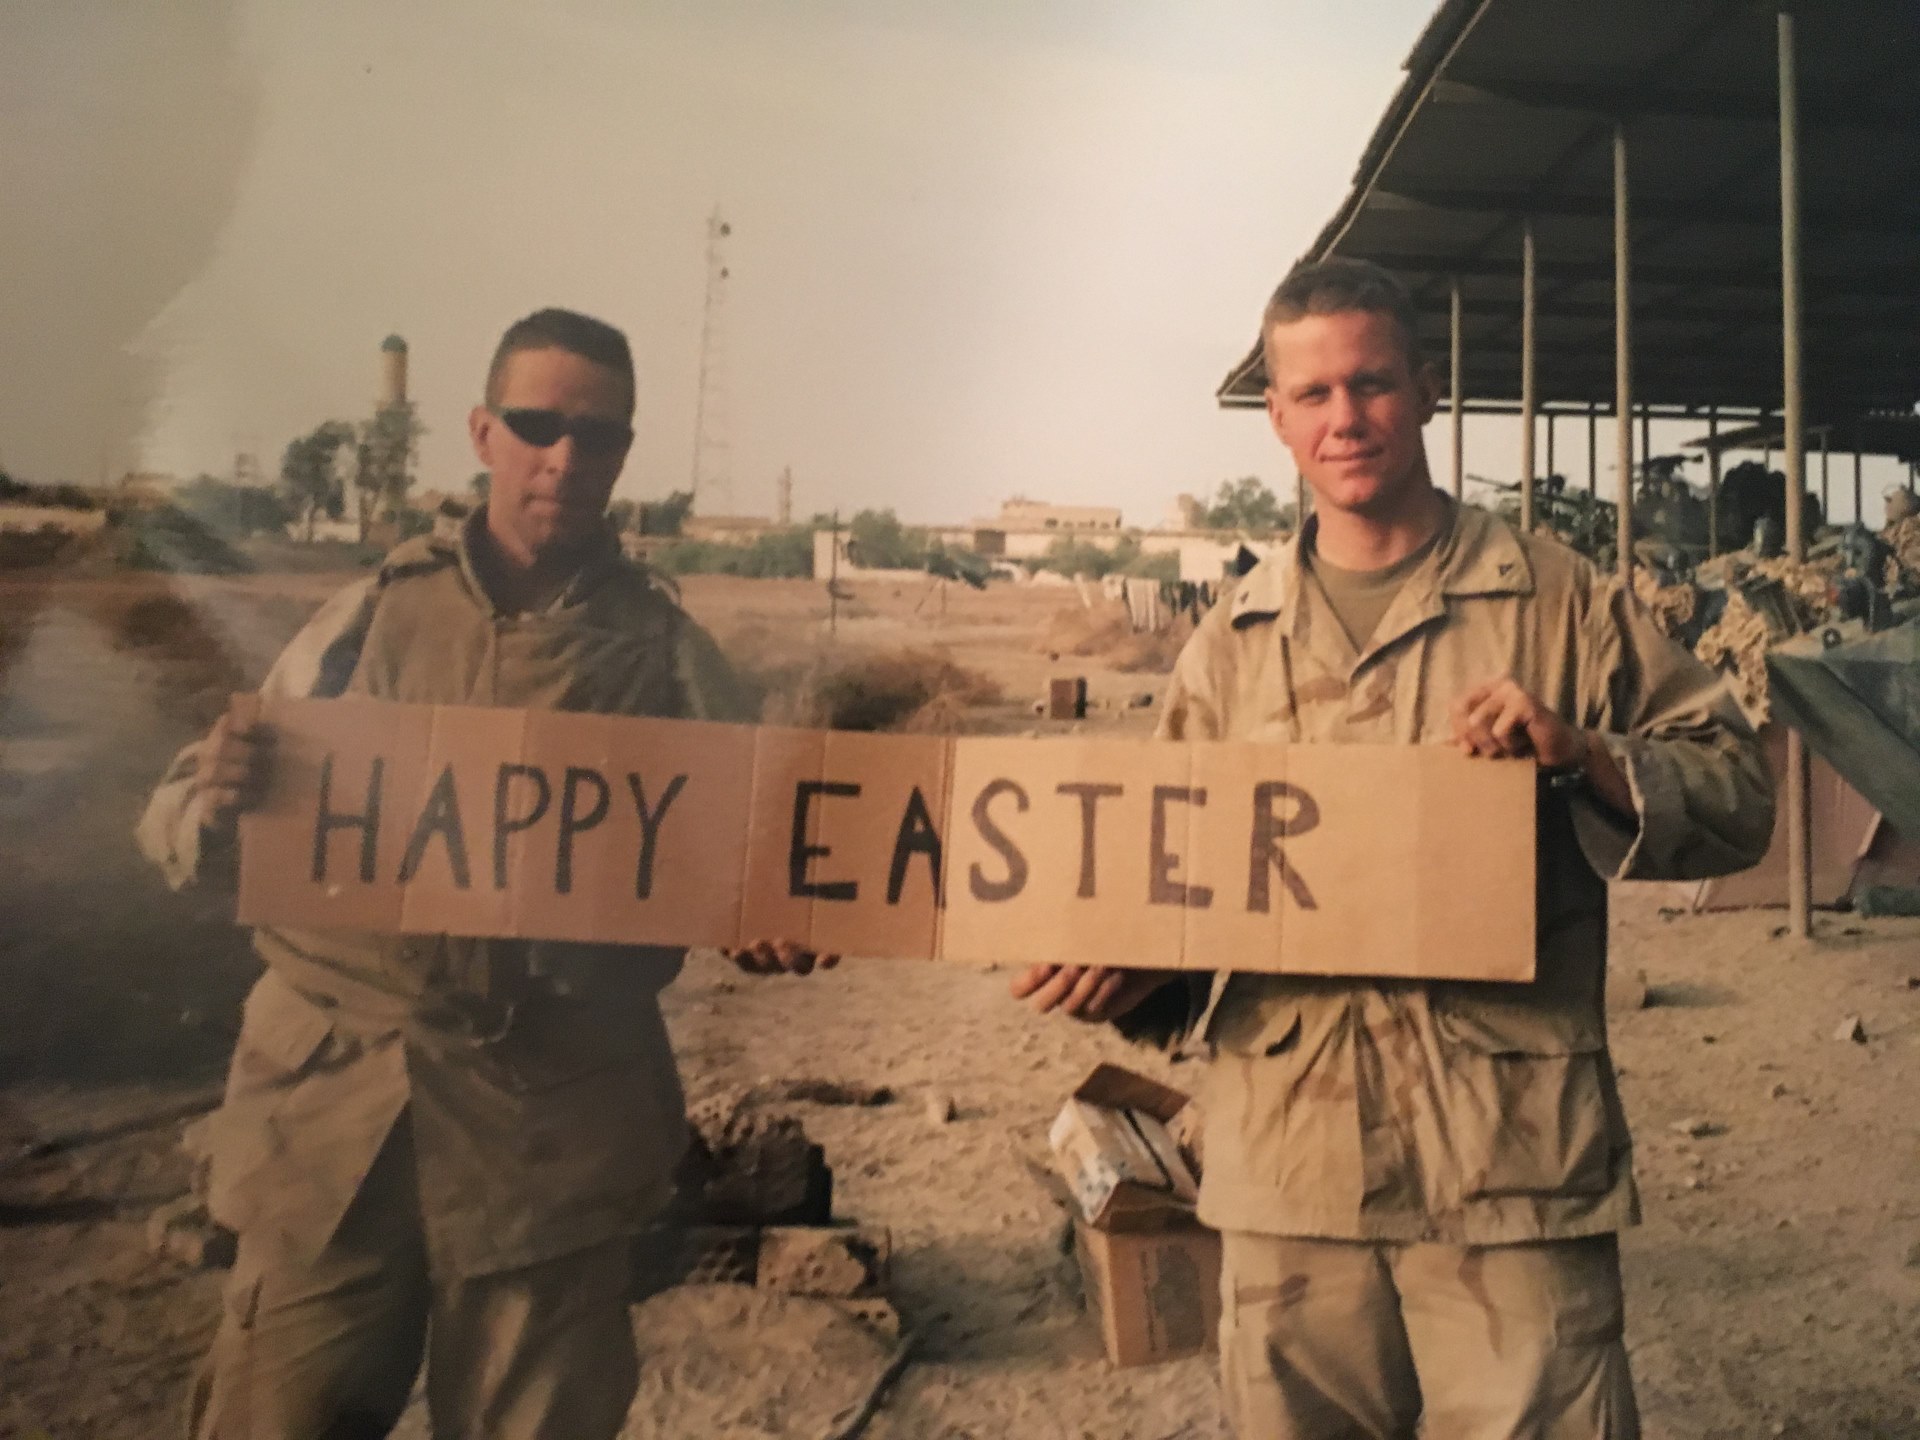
[1,565,1917,1439]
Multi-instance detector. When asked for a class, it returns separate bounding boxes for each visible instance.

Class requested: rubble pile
[627,1085,899,1334]
[148,1081,900,1335]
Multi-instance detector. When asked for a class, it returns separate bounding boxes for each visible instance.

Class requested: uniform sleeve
[1153,608,1231,742]
[673,613,757,723]
[134,577,380,891]
[1571,575,1775,881]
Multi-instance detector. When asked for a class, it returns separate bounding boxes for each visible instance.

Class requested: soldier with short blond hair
[1016,259,1772,1439]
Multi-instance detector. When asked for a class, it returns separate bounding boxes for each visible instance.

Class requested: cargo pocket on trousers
[481,996,656,1095]
[1204,990,1304,1060]
[1436,998,1614,1200]
[232,976,335,1088]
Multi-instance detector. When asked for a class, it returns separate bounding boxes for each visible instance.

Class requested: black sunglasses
[491,407,633,454]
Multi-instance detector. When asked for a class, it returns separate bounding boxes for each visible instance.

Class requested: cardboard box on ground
[1049,1064,1222,1369]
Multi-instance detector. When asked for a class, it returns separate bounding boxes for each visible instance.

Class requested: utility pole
[777,465,793,526]
[828,508,840,639]
[689,208,734,514]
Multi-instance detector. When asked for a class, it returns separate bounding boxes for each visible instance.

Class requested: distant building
[114,471,178,506]
[987,496,1124,532]
[680,513,780,545]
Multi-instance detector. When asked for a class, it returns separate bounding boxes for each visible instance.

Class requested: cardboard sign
[237,696,1536,980]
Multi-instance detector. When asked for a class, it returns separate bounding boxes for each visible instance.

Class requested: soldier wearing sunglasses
[139,308,827,1439]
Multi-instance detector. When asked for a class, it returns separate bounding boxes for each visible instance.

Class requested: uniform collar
[1228,494,1533,630]
[455,506,625,615]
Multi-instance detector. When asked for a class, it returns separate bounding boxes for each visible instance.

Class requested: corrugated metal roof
[1685,410,1920,463]
[1219,0,1920,430]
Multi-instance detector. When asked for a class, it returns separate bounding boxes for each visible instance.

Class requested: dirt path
[2,566,1916,1438]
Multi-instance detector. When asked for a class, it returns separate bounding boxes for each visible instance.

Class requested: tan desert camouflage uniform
[138,513,749,1436]
[1140,499,1772,1437]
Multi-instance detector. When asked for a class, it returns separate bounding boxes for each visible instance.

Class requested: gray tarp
[1766,618,1920,841]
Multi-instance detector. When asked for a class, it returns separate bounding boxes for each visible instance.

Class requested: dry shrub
[714,619,820,720]
[96,587,318,731]
[114,592,203,651]
[748,646,1000,733]
[0,525,85,569]
[1104,619,1193,674]
[1036,599,1132,658]
[1036,598,1191,674]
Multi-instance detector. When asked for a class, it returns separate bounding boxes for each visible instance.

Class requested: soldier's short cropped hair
[485,308,635,413]
[1261,258,1426,378]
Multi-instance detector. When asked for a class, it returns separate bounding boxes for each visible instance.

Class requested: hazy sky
[3,1,1905,526]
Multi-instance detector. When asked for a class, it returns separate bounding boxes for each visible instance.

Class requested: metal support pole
[1520,221,1537,531]
[1587,404,1598,495]
[1640,405,1652,475]
[1613,122,1634,582]
[1450,279,1465,500]
[1819,430,1830,525]
[1707,407,1722,557]
[1853,443,1864,524]
[1546,412,1557,481]
[1779,5,1811,938]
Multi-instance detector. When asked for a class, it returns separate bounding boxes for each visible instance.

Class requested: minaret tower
[380,334,409,407]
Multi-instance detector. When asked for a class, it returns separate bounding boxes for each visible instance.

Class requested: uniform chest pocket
[1434,993,1614,1199]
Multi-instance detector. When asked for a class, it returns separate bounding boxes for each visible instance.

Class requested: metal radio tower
[688,209,733,513]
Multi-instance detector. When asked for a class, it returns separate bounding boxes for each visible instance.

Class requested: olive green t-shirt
[1307,513,1451,653]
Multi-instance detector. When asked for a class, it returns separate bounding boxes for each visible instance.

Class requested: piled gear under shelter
[1509,458,1920,725]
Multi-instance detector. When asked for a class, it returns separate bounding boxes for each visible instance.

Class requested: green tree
[653,527,814,579]
[638,490,694,537]
[177,475,294,537]
[1039,533,1139,578]
[469,471,490,504]
[605,498,638,533]
[1202,476,1284,534]
[845,508,927,570]
[278,420,356,540]
[354,400,424,540]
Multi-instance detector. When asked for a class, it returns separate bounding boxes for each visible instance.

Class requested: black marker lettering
[1247,780,1319,913]
[555,766,610,895]
[968,778,1029,902]
[312,753,383,884]
[886,785,944,905]
[1149,785,1212,908]
[397,762,470,887]
[493,763,551,890]
[625,772,688,901]
[1056,781,1123,899]
[791,780,860,901]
